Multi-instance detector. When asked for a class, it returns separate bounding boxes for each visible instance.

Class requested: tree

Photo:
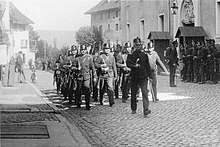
[75,26,94,46]
[59,46,69,56]
[35,39,47,59]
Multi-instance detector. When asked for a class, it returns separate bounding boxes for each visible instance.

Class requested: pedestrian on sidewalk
[126,37,152,117]
[145,41,169,102]
[16,51,26,83]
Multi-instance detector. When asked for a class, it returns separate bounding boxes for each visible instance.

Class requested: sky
[9,0,100,31]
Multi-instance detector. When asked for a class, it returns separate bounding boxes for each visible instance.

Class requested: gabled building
[85,0,122,46]
[0,1,35,66]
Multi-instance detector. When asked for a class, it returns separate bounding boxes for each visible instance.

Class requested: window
[116,24,119,31]
[19,25,26,31]
[108,24,110,30]
[30,40,36,48]
[140,20,145,42]
[126,23,130,41]
[158,14,165,31]
[99,25,102,34]
[22,54,25,63]
[108,11,110,19]
[115,10,119,18]
[21,39,27,48]
[217,2,220,36]
[101,13,103,20]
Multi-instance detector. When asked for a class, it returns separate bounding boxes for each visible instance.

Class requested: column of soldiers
[53,38,153,116]
[180,39,219,84]
[53,42,129,110]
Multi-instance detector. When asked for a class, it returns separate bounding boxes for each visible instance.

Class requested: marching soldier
[114,44,124,99]
[75,45,97,110]
[121,42,132,103]
[92,42,102,102]
[66,45,80,104]
[98,43,117,107]
[165,40,179,87]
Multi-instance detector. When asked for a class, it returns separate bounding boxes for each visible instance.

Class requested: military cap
[133,37,141,45]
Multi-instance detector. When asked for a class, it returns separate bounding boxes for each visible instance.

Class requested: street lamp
[171,0,178,15]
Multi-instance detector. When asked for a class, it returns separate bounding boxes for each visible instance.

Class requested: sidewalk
[0,70,91,147]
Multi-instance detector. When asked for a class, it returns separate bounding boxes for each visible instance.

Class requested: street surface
[34,69,220,147]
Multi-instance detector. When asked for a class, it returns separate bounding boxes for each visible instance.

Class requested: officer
[114,44,124,99]
[75,45,97,110]
[165,40,179,87]
[121,42,132,103]
[126,37,152,117]
[98,43,117,107]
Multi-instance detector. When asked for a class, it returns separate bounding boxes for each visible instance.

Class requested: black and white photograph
[1,0,220,146]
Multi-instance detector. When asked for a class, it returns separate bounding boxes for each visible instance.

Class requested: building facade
[87,0,220,46]
[0,1,35,66]
[85,0,122,46]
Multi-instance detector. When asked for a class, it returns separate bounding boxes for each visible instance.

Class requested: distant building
[0,2,35,66]
[85,0,122,46]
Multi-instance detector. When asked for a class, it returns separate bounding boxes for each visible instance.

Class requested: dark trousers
[193,60,199,82]
[169,65,176,86]
[99,77,114,105]
[198,62,205,83]
[92,76,100,102]
[121,73,131,100]
[130,78,149,113]
[75,79,91,108]
[186,61,194,82]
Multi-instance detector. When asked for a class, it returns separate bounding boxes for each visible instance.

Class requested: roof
[147,31,171,40]
[175,26,207,38]
[85,0,119,14]
[10,2,34,25]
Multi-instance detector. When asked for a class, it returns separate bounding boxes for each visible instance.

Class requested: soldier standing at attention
[75,45,97,110]
[98,43,117,107]
[126,37,152,117]
[165,40,179,87]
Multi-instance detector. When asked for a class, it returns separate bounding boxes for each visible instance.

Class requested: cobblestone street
[34,70,220,147]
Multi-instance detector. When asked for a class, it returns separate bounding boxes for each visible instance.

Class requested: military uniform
[75,47,97,110]
[197,44,206,84]
[98,45,117,107]
[121,46,131,103]
[114,47,124,99]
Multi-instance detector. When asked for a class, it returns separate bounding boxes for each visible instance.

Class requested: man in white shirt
[145,42,169,102]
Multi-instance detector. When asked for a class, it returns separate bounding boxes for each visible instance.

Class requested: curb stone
[26,81,60,113]
[55,114,92,147]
